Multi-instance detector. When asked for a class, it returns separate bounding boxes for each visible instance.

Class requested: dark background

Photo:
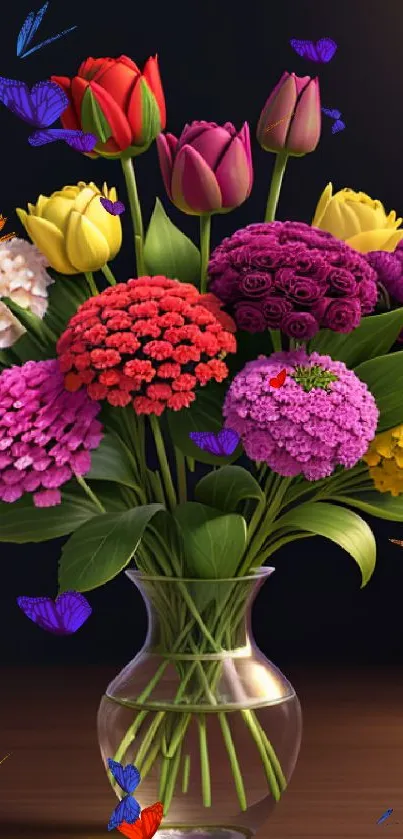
[1,0,403,670]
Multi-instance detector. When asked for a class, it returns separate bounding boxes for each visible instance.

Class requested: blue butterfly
[107,758,141,831]
[377,809,393,825]
[17,2,77,59]
[322,107,346,134]
[0,77,97,151]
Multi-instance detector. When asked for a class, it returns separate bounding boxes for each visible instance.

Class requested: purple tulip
[156,120,253,216]
[256,72,321,156]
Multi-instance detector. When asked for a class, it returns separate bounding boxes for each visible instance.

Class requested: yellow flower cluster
[363,425,403,496]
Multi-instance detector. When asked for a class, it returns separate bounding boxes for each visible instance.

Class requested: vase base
[157,827,253,839]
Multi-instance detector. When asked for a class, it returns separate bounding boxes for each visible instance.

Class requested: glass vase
[97,567,302,839]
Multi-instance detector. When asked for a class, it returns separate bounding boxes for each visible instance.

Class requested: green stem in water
[199,214,212,294]
[182,753,191,793]
[149,415,177,511]
[269,329,282,352]
[84,271,98,297]
[218,712,247,810]
[101,263,117,286]
[198,713,212,807]
[264,151,290,222]
[121,156,145,276]
[74,474,106,513]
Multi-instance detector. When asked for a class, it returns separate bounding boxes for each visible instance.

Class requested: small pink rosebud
[257,72,321,156]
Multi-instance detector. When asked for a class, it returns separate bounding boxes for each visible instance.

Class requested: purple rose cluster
[366,241,403,304]
[208,221,378,339]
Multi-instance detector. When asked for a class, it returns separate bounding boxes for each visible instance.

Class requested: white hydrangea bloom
[0,238,54,319]
[0,300,26,348]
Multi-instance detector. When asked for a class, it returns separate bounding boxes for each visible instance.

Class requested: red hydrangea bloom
[57,277,237,416]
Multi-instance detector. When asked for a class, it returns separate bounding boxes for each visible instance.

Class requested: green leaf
[173,502,247,578]
[86,432,141,490]
[86,481,132,512]
[2,297,55,350]
[309,309,403,368]
[195,465,264,513]
[0,332,47,363]
[331,490,403,522]
[58,503,164,592]
[274,501,376,587]
[45,273,90,336]
[144,198,201,284]
[0,483,99,543]
[354,351,403,431]
[166,382,242,465]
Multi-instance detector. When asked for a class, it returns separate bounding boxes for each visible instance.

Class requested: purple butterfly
[17,2,77,59]
[189,428,240,457]
[290,37,337,63]
[17,591,92,635]
[0,77,96,150]
[107,759,141,831]
[322,107,346,134]
[100,197,126,216]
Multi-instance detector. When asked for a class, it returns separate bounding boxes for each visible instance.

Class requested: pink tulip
[156,120,253,216]
[257,72,321,156]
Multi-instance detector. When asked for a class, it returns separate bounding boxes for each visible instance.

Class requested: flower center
[290,364,339,392]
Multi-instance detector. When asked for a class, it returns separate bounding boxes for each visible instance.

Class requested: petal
[183,126,232,170]
[125,78,144,144]
[86,60,139,110]
[385,209,403,230]
[50,75,81,130]
[237,122,253,194]
[287,77,321,154]
[215,136,251,208]
[73,185,99,214]
[314,196,348,239]
[78,57,119,81]
[142,55,166,129]
[256,75,299,150]
[346,229,403,253]
[156,133,174,198]
[312,182,334,227]
[84,196,122,259]
[65,212,110,271]
[21,215,76,274]
[171,145,222,214]
[39,196,75,232]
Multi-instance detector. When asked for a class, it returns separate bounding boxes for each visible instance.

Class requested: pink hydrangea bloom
[223,349,379,480]
[0,359,102,507]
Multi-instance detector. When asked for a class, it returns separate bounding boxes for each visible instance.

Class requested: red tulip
[51,55,166,159]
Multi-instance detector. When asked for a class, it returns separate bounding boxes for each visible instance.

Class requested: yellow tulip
[16,181,122,275]
[312,183,403,253]
[363,425,403,496]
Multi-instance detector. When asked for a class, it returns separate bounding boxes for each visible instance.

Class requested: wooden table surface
[1,665,402,839]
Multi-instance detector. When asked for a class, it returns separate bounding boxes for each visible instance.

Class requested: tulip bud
[257,72,321,156]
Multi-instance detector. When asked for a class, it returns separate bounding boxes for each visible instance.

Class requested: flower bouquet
[2,49,403,839]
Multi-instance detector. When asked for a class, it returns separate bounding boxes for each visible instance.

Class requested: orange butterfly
[269,368,287,389]
[117,802,163,839]
[0,215,15,244]
[389,539,403,547]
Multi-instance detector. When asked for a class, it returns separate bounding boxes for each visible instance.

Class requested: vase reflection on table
[98,567,302,839]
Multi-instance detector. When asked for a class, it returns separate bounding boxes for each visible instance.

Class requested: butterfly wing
[107,759,141,794]
[289,39,319,60]
[20,25,78,59]
[29,81,69,127]
[100,198,114,214]
[17,595,64,633]
[189,431,222,456]
[332,119,345,134]
[54,591,92,634]
[117,803,164,839]
[108,796,141,831]
[316,37,337,62]
[100,197,125,215]
[17,2,49,57]
[64,131,97,152]
[377,809,393,825]
[322,107,341,119]
[216,428,240,456]
[0,78,36,123]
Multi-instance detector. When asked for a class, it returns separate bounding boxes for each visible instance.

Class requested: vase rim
[125,566,275,584]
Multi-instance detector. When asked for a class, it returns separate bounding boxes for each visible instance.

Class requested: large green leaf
[173,502,247,578]
[166,382,242,465]
[354,351,403,431]
[2,297,56,351]
[58,504,164,591]
[0,483,99,543]
[144,198,201,284]
[273,501,376,587]
[309,309,403,368]
[45,273,90,335]
[86,433,141,490]
[195,466,264,513]
[330,491,403,522]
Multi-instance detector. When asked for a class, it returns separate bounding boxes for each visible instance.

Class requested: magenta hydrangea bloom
[208,221,378,339]
[366,242,403,303]
[223,349,379,480]
[0,359,102,507]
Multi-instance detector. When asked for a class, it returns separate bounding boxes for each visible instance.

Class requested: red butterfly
[117,803,163,839]
[269,368,287,388]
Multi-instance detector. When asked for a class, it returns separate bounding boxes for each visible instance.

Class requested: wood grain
[0,666,402,838]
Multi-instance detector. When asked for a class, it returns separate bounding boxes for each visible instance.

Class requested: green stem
[101,263,117,286]
[121,155,145,276]
[218,712,247,810]
[198,713,212,807]
[199,214,212,294]
[269,329,282,352]
[174,446,187,504]
[149,415,177,511]
[84,271,98,297]
[182,754,191,793]
[241,709,280,801]
[74,474,106,513]
[264,151,290,222]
